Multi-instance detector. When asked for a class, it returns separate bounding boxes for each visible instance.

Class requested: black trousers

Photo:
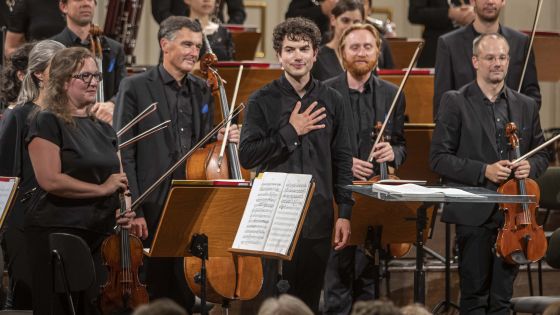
[455,211,518,315]
[143,257,195,313]
[25,226,107,315]
[2,226,33,309]
[323,245,376,315]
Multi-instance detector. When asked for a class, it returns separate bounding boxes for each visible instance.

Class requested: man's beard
[345,57,377,77]
[475,6,501,23]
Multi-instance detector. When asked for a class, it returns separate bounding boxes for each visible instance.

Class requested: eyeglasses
[477,55,509,64]
[72,71,103,83]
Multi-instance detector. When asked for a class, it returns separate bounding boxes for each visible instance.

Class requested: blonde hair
[44,47,97,124]
[257,294,314,315]
[401,303,432,315]
[338,22,382,58]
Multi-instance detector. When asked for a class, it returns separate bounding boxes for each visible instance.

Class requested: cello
[496,122,547,265]
[89,24,105,103]
[183,31,262,305]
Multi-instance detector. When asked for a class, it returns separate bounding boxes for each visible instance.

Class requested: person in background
[433,0,540,119]
[151,0,246,25]
[0,43,34,116]
[285,0,339,44]
[408,0,474,68]
[322,23,406,315]
[312,0,394,81]
[0,40,65,310]
[351,300,403,315]
[132,298,188,315]
[51,0,127,125]
[185,0,235,60]
[4,0,65,58]
[257,295,314,315]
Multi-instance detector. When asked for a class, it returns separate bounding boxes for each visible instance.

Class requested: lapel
[464,83,499,155]
[461,26,477,79]
[373,76,388,125]
[146,67,175,149]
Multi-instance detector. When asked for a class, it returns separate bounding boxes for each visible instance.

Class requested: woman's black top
[200,25,235,61]
[25,111,120,234]
[8,0,65,41]
[0,102,39,230]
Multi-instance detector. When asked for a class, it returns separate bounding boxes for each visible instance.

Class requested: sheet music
[263,174,312,255]
[232,172,287,251]
[372,183,483,198]
[0,178,18,227]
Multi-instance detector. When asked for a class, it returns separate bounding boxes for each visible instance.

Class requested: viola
[496,122,547,265]
[100,191,148,314]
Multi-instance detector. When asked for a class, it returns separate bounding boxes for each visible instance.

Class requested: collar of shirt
[63,27,90,47]
[279,73,316,99]
[346,71,375,94]
[473,81,508,105]
[469,22,504,37]
[158,64,189,91]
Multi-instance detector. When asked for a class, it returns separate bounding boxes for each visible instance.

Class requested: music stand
[344,185,536,305]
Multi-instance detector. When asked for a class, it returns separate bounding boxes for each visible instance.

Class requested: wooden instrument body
[100,232,149,314]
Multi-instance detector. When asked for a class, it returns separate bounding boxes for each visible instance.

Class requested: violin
[496,122,547,265]
[369,122,411,258]
[89,24,105,102]
[99,191,149,314]
[183,29,262,304]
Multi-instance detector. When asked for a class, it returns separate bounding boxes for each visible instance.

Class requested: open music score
[0,177,19,230]
[231,172,315,259]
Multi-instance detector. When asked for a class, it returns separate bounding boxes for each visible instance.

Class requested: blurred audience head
[257,294,314,315]
[401,303,432,315]
[351,299,403,315]
[132,298,187,315]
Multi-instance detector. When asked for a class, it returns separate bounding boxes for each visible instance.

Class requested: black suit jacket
[114,66,214,244]
[324,72,407,169]
[51,27,126,102]
[151,0,245,24]
[408,0,456,68]
[430,81,548,226]
[434,23,541,119]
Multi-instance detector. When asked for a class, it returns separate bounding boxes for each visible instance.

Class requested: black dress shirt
[7,0,65,42]
[348,77,376,161]
[239,74,354,239]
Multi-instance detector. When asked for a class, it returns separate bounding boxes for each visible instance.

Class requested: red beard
[345,57,377,77]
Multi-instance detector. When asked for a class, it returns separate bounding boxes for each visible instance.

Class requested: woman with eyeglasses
[0,39,65,310]
[25,47,135,315]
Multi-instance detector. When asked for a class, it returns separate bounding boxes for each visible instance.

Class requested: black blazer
[114,67,214,243]
[408,0,456,68]
[430,81,548,226]
[434,23,541,119]
[324,72,407,169]
[51,27,126,102]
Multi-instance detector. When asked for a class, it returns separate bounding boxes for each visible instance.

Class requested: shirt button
[181,128,184,132]
[294,142,298,146]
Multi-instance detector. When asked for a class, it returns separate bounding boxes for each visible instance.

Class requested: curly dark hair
[0,42,35,107]
[272,17,321,54]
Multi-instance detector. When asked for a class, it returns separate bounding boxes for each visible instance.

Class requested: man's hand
[510,160,531,180]
[218,124,240,144]
[92,101,115,125]
[485,160,511,184]
[370,142,395,163]
[130,217,149,240]
[334,218,351,250]
[289,101,326,136]
[353,158,374,181]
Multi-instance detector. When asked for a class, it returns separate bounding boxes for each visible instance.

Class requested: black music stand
[344,185,536,305]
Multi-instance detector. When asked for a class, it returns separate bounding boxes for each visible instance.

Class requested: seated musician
[184,0,235,61]
[151,0,246,25]
[434,0,540,119]
[114,16,238,312]
[430,33,548,315]
[322,23,406,315]
[51,0,127,124]
[239,17,354,313]
[312,0,394,82]
[25,47,135,314]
